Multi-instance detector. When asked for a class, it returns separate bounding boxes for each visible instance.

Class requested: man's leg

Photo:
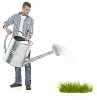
[25,52,31,90]
[15,67,22,84]
[10,67,22,87]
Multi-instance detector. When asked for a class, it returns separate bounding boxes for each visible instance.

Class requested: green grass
[58,82,93,93]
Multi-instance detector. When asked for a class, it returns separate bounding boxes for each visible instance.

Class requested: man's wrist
[3,25,8,29]
[27,35,31,38]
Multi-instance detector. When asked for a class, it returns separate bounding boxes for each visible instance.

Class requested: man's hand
[25,36,31,41]
[4,26,12,35]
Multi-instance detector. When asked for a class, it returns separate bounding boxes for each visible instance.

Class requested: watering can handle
[4,34,9,53]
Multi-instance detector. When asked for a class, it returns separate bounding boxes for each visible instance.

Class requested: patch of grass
[58,82,93,93]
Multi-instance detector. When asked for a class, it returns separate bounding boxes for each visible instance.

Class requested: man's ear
[22,6,25,10]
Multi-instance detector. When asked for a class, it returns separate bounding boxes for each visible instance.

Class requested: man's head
[22,2,31,16]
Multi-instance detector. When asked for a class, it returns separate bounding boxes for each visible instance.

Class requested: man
[3,2,34,90]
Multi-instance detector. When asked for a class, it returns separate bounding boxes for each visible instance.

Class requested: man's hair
[22,2,31,8]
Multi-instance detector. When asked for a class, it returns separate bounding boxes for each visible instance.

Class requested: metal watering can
[3,32,61,67]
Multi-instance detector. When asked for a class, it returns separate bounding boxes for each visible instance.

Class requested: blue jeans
[15,52,31,85]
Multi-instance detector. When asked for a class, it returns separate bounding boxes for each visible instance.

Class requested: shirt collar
[18,12,29,17]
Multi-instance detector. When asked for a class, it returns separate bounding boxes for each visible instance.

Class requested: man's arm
[3,14,15,28]
[3,14,15,34]
[27,18,34,38]
[25,18,34,41]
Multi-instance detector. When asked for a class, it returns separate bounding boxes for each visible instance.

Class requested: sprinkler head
[52,43,61,56]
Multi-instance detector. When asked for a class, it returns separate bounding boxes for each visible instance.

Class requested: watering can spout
[23,43,61,65]
[23,51,53,65]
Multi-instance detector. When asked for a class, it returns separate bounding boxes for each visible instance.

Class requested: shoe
[10,82,22,88]
[26,84,31,90]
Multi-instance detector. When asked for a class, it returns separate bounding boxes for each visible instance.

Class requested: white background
[0,0,97,100]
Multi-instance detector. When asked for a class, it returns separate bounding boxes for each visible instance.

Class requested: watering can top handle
[4,31,33,53]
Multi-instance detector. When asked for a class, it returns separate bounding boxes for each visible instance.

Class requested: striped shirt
[3,12,34,37]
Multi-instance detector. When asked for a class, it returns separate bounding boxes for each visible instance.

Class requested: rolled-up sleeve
[3,14,15,28]
[27,18,34,38]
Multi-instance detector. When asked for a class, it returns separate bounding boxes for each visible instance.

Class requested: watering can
[3,32,61,67]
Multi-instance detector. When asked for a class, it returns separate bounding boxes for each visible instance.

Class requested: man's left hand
[25,36,31,41]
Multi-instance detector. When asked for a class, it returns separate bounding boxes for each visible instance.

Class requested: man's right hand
[4,26,12,35]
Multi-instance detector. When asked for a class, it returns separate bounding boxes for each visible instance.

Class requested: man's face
[22,6,31,16]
